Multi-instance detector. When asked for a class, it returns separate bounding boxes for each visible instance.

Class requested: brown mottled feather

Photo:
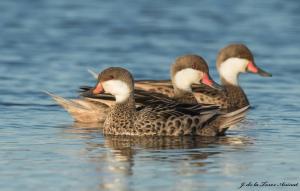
[135,81,174,97]
[103,94,248,136]
[85,67,248,136]
[135,79,249,112]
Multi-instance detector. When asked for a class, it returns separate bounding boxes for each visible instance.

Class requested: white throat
[219,57,248,85]
[102,80,131,103]
[174,68,201,92]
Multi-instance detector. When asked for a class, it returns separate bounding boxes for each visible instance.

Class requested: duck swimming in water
[48,55,221,123]
[82,67,248,136]
[135,54,221,105]
[135,44,272,112]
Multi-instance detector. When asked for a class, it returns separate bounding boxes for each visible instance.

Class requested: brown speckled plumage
[136,54,214,105]
[192,83,249,111]
[135,82,174,97]
[51,44,265,123]
[135,80,249,112]
[85,67,248,136]
[192,44,269,111]
[135,44,271,112]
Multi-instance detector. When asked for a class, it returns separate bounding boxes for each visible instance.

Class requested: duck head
[217,44,272,85]
[92,67,134,103]
[171,55,222,92]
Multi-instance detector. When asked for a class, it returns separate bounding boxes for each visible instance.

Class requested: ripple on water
[0,0,300,190]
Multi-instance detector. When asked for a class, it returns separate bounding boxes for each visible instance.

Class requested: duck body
[193,83,249,111]
[135,44,271,112]
[84,67,248,136]
[49,44,270,123]
[104,96,206,136]
[103,94,248,136]
[50,54,220,123]
[135,81,249,112]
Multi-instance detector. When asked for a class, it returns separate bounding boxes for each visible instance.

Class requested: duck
[134,44,272,112]
[82,67,249,136]
[81,54,222,106]
[134,54,221,105]
[48,55,221,123]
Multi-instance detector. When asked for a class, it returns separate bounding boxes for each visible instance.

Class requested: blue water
[1,0,300,190]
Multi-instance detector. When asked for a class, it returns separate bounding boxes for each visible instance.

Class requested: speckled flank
[104,97,248,136]
[104,101,220,136]
[93,67,247,136]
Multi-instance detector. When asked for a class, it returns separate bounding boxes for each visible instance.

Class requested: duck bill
[92,82,104,94]
[247,61,272,77]
[80,82,104,98]
[201,73,224,91]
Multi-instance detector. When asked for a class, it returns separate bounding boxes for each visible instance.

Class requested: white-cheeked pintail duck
[47,56,221,123]
[135,44,272,112]
[83,67,248,136]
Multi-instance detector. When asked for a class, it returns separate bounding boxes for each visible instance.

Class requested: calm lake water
[1,0,300,190]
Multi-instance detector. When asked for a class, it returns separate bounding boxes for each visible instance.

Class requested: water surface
[1,0,300,190]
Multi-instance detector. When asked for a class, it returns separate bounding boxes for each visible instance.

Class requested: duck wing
[192,84,225,98]
[134,80,174,97]
[134,89,220,117]
[135,79,172,86]
[191,84,227,106]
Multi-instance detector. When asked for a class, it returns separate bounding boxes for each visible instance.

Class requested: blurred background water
[0,0,300,190]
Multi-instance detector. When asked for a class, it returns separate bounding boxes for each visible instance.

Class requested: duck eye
[192,63,197,69]
[109,75,114,79]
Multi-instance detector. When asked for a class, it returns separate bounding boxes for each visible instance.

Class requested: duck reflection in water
[63,123,253,191]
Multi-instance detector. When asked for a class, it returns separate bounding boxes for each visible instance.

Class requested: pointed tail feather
[84,97,115,108]
[87,69,98,79]
[218,105,250,133]
[222,105,250,118]
[44,91,108,123]
[44,91,86,110]
[201,105,249,136]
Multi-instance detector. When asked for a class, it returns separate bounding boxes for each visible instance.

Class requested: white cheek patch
[219,57,249,85]
[174,68,201,92]
[102,80,131,103]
